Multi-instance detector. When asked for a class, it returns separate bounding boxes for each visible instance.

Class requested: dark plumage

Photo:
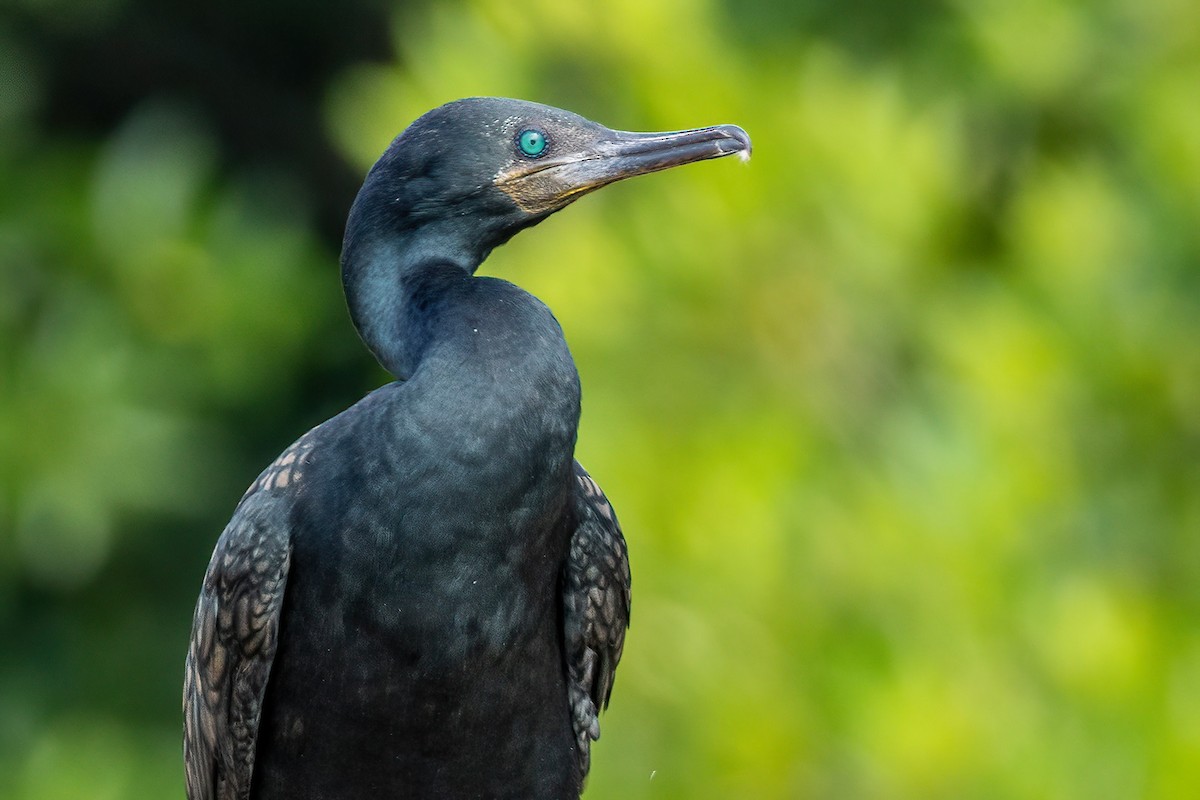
[183,97,750,800]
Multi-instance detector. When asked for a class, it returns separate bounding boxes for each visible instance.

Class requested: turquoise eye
[517,129,547,157]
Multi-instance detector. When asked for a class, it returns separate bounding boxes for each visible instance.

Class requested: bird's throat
[341,229,477,380]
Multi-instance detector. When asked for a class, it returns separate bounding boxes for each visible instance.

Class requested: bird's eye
[517,129,548,158]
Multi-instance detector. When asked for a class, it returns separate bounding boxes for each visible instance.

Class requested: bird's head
[345,97,751,267]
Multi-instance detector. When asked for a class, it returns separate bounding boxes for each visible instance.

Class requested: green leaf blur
[2,0,1198,797]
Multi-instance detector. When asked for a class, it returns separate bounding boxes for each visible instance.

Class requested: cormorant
[183,97,750,800]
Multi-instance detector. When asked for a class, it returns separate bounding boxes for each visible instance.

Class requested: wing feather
[183,433,313,800]
[564,460,632,777]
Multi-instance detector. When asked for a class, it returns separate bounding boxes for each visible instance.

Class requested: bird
[182,96,750,800]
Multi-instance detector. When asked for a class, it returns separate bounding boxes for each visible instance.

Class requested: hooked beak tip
[714,124,752,161]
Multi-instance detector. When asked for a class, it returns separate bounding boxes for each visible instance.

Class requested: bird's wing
[183,433,315,800]
[564,460,632,777]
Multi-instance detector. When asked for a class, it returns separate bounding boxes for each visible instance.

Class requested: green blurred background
[2,0,1198,797]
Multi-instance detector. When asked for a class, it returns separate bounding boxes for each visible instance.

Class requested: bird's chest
[290,378,578,664]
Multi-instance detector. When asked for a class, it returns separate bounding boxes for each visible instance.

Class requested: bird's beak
[495,124,751,215]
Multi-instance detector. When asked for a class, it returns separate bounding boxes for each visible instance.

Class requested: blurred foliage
[2,0,1199,797]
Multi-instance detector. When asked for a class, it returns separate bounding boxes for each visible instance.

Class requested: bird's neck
[341,223,486,379]
[340,223,582,481]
